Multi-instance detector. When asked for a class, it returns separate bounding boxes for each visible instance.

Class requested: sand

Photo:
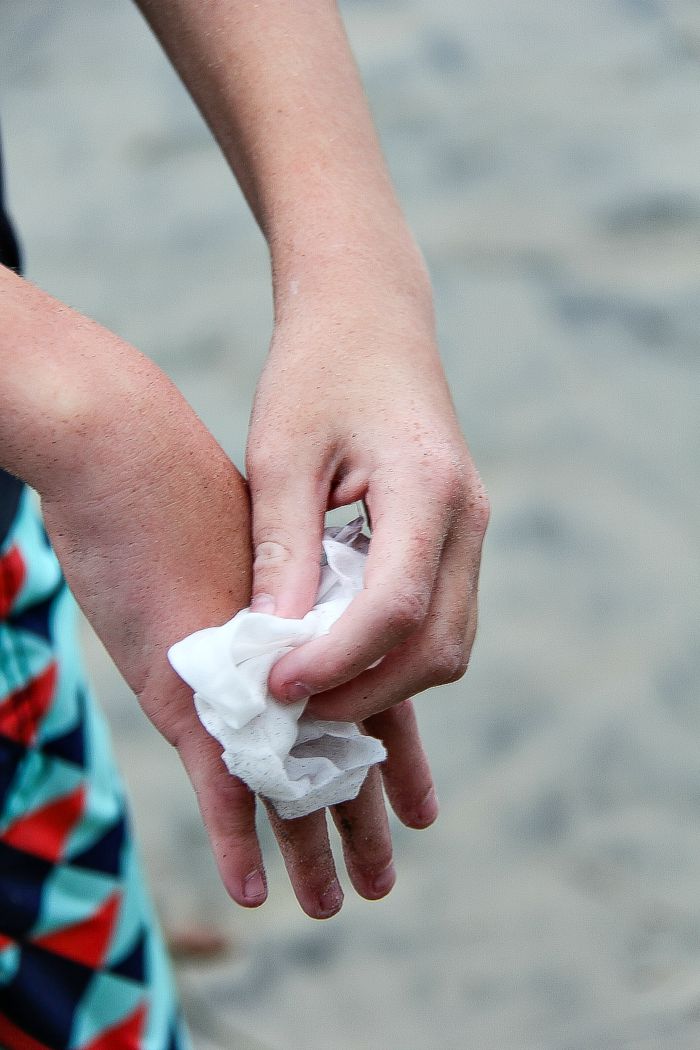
[1,1,698,1047]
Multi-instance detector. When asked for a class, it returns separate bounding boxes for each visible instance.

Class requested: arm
[134,0,489,719]
[0,264,265,902]
[0,264,436,915]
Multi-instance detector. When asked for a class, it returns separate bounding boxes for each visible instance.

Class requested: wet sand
[1,1,699,1047]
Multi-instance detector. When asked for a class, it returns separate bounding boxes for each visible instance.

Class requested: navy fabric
[0,128,24,546]
[0,133,21,274]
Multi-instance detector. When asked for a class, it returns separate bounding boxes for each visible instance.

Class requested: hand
[246,260,489,724]
[30,317,434,917]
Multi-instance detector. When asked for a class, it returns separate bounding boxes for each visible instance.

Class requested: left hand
[264,699,438,917]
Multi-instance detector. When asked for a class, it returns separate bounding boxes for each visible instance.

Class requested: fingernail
[283,681,311,703]
[371,863,396,898]
[251,593,276,614]
[318,882,343,917]
[415,787,439,827]
[243,870,267,903]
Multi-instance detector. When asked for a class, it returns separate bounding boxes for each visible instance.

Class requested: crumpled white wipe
[167,519,386,819]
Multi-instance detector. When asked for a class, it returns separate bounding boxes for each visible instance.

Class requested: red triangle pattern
[0,1010,53,1050]
[0,545,26,619]
[0,663,58,746]
[33,892,121,970]
[1,784,86,862]
[78,1002,147,1050]
[0,932,15,951]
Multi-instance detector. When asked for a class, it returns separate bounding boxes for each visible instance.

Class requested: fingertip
[242,869,268,907]
[315,883,344,919]
[358,862,396,901]
[292,877,344,920]
[266,659,290,701]
[218,864,268,909]
[290,882,344,920]
[270,679,312,704]
[402,786,439,830]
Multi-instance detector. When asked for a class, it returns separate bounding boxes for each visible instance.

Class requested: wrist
[270,222,434,328]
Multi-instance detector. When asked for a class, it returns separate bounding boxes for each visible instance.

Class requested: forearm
[133,0,431,310]
[0,263,252,686]
[0,268,188,493]
[0,266,124,491]
[0,265,212,502]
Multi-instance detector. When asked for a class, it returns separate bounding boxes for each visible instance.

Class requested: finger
[364,700,438,829]
[304,600,478,724]
[268,472,448,702]
[330,765,395,900]
[175,721,268,908]
[263,802,344,919]
[246,450,328,619]
[304,520,480,722]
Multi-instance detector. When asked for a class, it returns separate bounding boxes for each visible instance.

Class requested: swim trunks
[0,131,188,1050]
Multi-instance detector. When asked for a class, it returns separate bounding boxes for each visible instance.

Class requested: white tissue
[167,520,386,819]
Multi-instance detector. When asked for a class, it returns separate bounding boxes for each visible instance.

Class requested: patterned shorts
[0,484,188,1050]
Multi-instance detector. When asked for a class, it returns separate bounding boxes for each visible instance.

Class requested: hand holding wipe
[168,520,386,819]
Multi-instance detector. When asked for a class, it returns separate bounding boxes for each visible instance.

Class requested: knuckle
[385,589,429,635]
[213,810,251,843]
[334,811,392,870]
[340,831,392,871]
[253,538,293,570]
[292,846,334,883]
[430,457,466,505]
[366,849,394,877]
[246,445,283,485]
[314,655,347,687]
[227,774,255,806]
[217,779,255,832]
[431,642,470,685]
[468,477,491,537]
[388,697,415,721]
[309,645,375,693]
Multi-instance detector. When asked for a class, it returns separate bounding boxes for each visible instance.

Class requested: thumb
[248,459,326,619]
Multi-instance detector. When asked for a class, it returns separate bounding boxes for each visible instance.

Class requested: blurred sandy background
[1,1,699,1047]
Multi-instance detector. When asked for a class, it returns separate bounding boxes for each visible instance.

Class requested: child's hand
[0,269,438,917]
